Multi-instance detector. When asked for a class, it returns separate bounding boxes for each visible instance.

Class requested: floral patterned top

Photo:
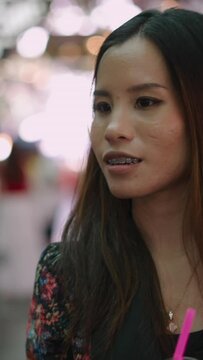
[26,242,90,360]
[26,243,203,360]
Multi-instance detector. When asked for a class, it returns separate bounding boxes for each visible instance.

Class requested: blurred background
[0,0,202,359]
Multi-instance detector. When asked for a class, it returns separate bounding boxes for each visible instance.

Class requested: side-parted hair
[61,8,203,357]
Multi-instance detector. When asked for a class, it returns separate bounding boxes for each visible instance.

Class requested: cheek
[90,122,103,156]
[90,123,97,148]
[148,120,187,149]
[166,125,189,157]
[90,119,106,139]
[147,122,189,166]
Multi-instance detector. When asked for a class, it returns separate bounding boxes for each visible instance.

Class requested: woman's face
[90,36,190,200]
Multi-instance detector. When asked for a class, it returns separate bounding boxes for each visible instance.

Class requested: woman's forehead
[96,37,172,90]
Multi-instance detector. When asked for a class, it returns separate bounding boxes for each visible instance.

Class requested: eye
[136,97,162,109]
[93,101,111,114]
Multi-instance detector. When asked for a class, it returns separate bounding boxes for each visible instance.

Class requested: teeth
[107,157,140,165]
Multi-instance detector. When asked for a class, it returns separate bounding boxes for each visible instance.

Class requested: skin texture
[90,36,190,201]
[90,37,203,332]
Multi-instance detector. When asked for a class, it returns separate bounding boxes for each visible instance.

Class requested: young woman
[26,7,203,360]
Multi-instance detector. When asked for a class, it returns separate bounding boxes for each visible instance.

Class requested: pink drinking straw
[173,307,196,360]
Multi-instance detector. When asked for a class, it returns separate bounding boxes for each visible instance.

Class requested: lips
[103,151,142,165]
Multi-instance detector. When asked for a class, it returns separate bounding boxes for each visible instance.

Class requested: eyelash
[93,97,162,114]
[93,102,111,114]
[136,97,162,109]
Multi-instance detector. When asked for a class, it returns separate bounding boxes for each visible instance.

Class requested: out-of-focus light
[47,5,86,36]
[16,26,49,58]
[78,15,98,36]
[57,42,82,59]
[38,137,61,159]
[0,2,48,38]
[0,133,13,161]
[90,0,142,31]
[160,0,180,10]
[18,62,41,84]
[38,132,89,172]
[7,87,37,120]
[35,71,93,170]
[19,112,46,142]
[85,35,106,56]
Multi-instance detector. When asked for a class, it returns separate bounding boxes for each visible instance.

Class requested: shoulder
[26,242,69,359]
[33,242,63,298]
[38,242,62,270]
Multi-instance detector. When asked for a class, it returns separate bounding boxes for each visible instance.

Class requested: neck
[132,186,191,261]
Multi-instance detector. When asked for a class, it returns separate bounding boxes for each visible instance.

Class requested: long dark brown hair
[60,8,203,357]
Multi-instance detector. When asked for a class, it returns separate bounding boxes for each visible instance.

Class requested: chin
[108,186,134,199]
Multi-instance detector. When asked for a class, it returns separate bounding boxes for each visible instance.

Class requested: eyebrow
[93,83,168,97]
[127,83,169,92]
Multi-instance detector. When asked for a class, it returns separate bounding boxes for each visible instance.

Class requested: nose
[104,108,134,143]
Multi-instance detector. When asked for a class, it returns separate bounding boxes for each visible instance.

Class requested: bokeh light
[16,26,49,58]
[0,133,13,161]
